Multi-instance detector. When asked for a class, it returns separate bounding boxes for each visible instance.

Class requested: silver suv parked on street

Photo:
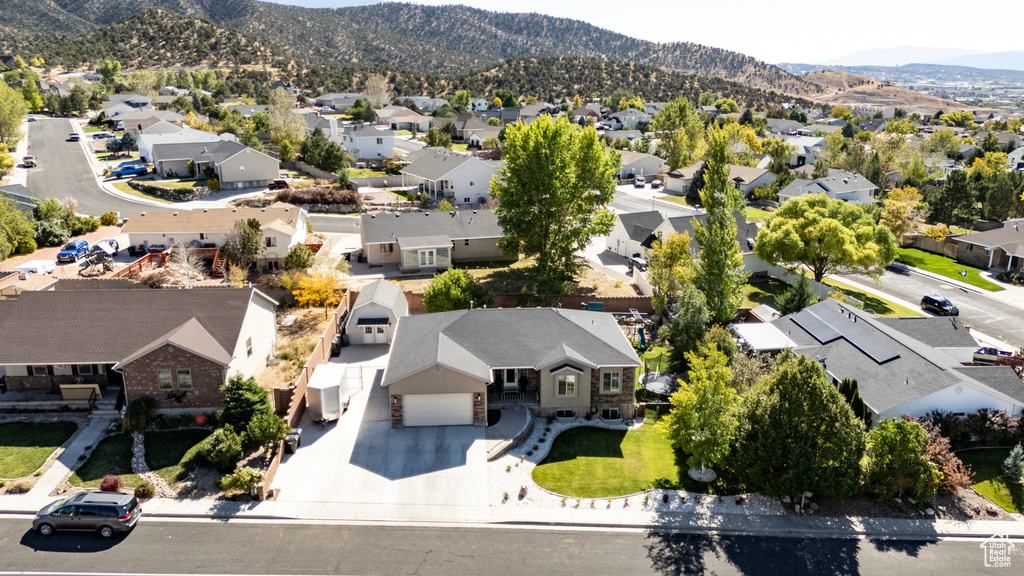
[33,491,141,537]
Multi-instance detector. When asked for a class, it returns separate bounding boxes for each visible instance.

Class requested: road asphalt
[0,518,1016,576]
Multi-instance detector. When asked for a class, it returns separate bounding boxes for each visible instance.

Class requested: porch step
[500,392,525,401]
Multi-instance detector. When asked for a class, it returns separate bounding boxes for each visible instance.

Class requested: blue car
[57,239,89,263]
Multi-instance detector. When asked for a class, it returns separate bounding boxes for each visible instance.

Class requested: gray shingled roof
[384,308,640,386]
[954,219,1024,258]
[876,317,979,349]
[648,212,757,252]
[619,210,665,243]
[347,124,395,138]
[360,210,503,245]
[953,367,1024,401]
[771,299,1024,413]
[0,288,262,364]
[150,140,249,164]
[400,148,475,180]
[352,280,408,318]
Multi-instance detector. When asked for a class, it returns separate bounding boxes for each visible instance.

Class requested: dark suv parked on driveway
[34,491,141,538]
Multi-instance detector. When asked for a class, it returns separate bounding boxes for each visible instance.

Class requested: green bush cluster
[134,479,156,499]
[217,466,264,493]
[122,398,156,433]
[127,180,206,201]
[198,425,243,473]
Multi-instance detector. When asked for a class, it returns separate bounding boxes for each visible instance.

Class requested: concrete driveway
[270,346,488,520]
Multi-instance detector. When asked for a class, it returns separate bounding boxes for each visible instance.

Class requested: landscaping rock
[782,495,791,504]
[907,497,916,505]
[518,485,528,500]
[894,497,902,505]
[986,505,999,516]
[809,502,818,511]
[925,508,935,516]
[130,432,176,498]
[803,491,813,499]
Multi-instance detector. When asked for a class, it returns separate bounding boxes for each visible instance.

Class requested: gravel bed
[487,416,784,516]
[130,432,176,498]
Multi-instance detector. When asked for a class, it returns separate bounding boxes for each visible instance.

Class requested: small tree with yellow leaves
[293,271,343,317]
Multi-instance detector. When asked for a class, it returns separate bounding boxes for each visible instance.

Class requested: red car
[268,180,291,190]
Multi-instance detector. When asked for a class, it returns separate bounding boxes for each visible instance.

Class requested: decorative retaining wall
[127,180,212,202]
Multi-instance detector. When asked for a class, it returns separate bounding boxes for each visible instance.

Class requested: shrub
[68,215,101,236]
[1003,444,1024,482]
[924,410,971,450]
[282,244,316,270]
[34,220,71,247]
[918,419,973,494]
[6,480,33,494]
[245,412,290,451]
[100,475,124,492]
[99,211,119,226]
[207,178,221,191]
[198,426,244,473]
[134,480,156,499]
[218,467,264,493]
[221,375,272,430]
[862,418,941,503]
[966,409,1018,447]
[276,187,363,208]
[122,397,157,433]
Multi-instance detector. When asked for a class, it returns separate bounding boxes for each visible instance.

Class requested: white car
[27,114,36,122]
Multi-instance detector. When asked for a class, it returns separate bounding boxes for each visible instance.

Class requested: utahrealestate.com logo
[981,535,1015,568]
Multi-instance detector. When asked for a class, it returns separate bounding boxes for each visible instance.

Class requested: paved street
[0,518,1014,575]
[841,267,1024,348]
[611,184,694,217]
[25,118,174,216]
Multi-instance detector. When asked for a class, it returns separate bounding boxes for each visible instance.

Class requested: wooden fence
[110,252,170,278]
[257,290,351,500]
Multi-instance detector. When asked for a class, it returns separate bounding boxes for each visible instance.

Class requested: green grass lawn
[349,168,386,178]
[957,448,1024,513]
[96,151,140,163]
[143,178,206,189]
[741,277,792,309]
[69,434,142,489]
[742,208,772,223]
[111,182,173,204]
[145,429,212,486]
[83,125,105,133]
[532,419,732,497]
[657,195,690,206]
[393,130,412,136]
[451,143,470,153]
[896,248,1003,292]
[0,422,78,479]
[820,277,922,317]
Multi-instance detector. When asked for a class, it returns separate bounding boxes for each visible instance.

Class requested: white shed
[345,280,409,345]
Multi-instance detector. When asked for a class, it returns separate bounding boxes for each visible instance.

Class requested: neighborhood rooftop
[122,203,303,234]
[360,209,503,244]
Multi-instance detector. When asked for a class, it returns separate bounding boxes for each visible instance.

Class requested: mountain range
[818,46,1024,72]
[0,0,816,95]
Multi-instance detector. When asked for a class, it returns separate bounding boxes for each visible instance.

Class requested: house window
[176,369,192,391]
[199,233,206,240]
[555,409,576,418]
[157,369,173,390]
[963,244,973,252]
[77,365,94,376]
[364,327,373,335]
[463,197,470,203]
[246,337,253,357]
[602,372,621,393]
[31,365,48,377]
[557,374,576,397]
[602,408,621,420]
[265,237,277,248]
[464,239,470,246]
[380,243,394,253]
[267,261,279,272]
[469,181,474,187]
[376,138,383,145]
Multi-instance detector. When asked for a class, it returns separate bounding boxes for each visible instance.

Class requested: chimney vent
[173,212,178,216]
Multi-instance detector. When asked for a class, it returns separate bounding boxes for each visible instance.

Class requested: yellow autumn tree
[880,186,923,244]
[293,271,343,317]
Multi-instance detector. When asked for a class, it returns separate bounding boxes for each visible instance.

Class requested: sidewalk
[25,417,110,497]
[1,492,1022,539]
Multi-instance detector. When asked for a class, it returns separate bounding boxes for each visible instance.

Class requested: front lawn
[657,195,690,206]
[111,182,173,204]
[0,422,78,478]
[741,277,792,309]
[819,277,923,317]
[96,151,140,163]
[742,208,772,223]
[957,448,1024,513]
[393,130,412,136]
[451,143,470,153]
[896,248,1003,292]
[349,168,386,178]
[83,125,104,133]
[69,434,141,489]
[145,429,212,486]
[532,419,729,497]
[142,178,207,190]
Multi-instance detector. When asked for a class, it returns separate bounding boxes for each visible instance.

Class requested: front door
[504,368,519,390]
[362,326,374,345]
[374,326,387,344]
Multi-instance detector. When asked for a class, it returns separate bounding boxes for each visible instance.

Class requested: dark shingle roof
[384,308,640,386]
[360,210,503,244]
[953,366,1024,401]
[876,317,979,348]
[651,212,757,252]
[150,140,248,164]
[0,288,261,364]
[400,147,476,180]
[619,210,665,243]
[954,219,1024,258]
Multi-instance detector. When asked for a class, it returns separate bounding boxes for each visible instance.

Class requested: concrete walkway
[26,417,110,497]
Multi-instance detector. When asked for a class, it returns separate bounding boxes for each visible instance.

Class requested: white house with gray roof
[150,140,280,189]
[383,308,641,427]
[770,299,1023,422]
[778,171,878,204]
[342,125,394,159]
[345,279,409,345]
[359,209,509,272]
[609,108,651,130]
[399,147,500,204]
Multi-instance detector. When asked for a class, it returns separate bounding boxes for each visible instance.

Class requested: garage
[359,321,388,344]
[402,393,474,427]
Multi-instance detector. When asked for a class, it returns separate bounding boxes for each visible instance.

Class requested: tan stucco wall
[539,366,593,411]
[389,366,487,396]
[451,237,509,263]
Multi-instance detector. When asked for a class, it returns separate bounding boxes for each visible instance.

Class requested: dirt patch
[257,308,331,390]
[0,225,124,275]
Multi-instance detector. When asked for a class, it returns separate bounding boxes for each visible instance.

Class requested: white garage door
[403,393,474,427]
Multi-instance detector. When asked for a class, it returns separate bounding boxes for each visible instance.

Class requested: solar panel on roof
[791,309,841,344]
[811,306,900,364]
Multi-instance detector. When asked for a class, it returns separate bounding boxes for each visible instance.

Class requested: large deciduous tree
[0,195,37,260]
[0,83,28,148]
[422,269,494,312]
[653,97,705,170]
[657,344,739,473]
[490,115,619,301]
[733,352,866,498]
[647,231,694,315]
[268,87,305,145]
[220,218,265,271]
[692,128,747,325]
[658,286,710,375]
[755,194,897,282]
[880,186,923,244]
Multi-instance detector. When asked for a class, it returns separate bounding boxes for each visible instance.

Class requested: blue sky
[262,0,1024,64]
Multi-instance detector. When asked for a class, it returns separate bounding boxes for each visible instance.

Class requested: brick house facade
[120,344,227,412]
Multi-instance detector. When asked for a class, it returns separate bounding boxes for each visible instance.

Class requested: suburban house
[609,108,651,130]
[138,126,223,164]
[399,147,500,204]
[605,210,767,274]
[0,288,277,413]
[644,102,667,115]
[768,299,1023,421]
[149,140,280,189]
[407,97,447,113]
[858,119,887,133]
[102,94,154,116]
[269,80,300,97]
[952,219,1024,272]
[359,209,509,272]
[766,119,804,135]
[122,203,308,272]
[618,150,666,179]
[466,127,501,147]
[344,280,409,345]
[469,98,490,112]
[664,162,776,196]
[303,114,343,142]
[1007,147,1024,171]
[478,108,521,124]
[449,114,490,141]
[519,102,559,123]
[382,307,642,427]
[973,131,1023,150]
[341,125,395,159]
[782,135,825,167]
[777,171,879,204]
[377,106,431,132]
[314,93,365,111]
